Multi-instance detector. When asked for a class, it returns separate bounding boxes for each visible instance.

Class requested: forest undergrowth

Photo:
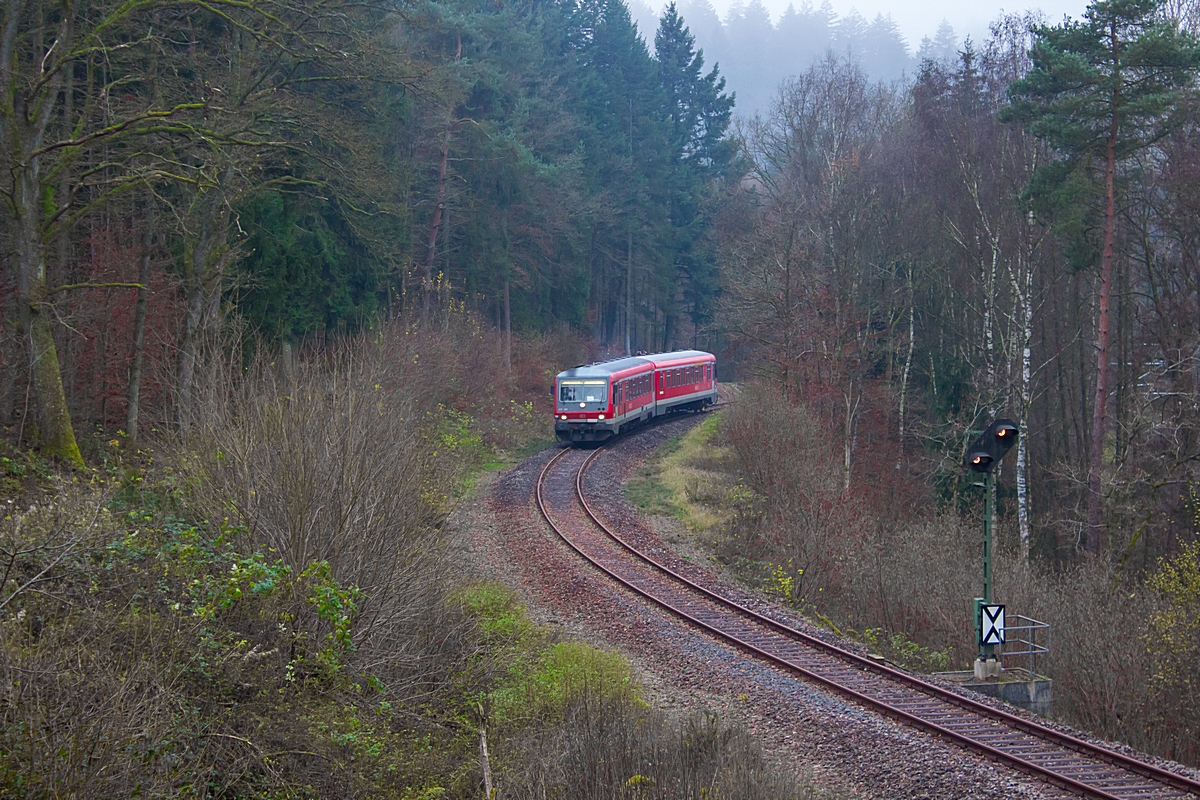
[0,325,820,799]
[629,385,1200,767]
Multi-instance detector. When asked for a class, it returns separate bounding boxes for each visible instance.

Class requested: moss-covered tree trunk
[15,171,83,467]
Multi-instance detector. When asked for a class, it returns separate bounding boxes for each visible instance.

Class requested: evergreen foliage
[80,0,740,352]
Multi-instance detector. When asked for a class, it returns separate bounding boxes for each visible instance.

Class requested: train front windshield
[558,379,608,410]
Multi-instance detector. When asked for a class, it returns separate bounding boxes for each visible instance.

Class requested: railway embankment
[0,330,824,799]
[603,391,1200,789]
[467,407,1200,798]
[466,417,1048,798]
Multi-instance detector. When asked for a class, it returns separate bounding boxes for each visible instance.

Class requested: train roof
[646,349,714,367]
[555,350,714,380]
[556,356,651,380]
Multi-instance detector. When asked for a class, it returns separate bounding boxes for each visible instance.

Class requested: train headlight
[560,415,567,420]
[598,414,605,420]
[579,402,585,408]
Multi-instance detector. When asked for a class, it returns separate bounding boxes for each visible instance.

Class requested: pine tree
[1003,0,1200,552]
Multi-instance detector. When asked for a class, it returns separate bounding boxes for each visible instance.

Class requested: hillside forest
[628,0,964,115]
[4,0,1200,790]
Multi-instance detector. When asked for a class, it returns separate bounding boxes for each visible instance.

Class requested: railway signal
[964,419,1018,473]
[965,419,1019,680]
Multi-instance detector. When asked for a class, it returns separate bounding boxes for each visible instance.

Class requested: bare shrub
[842,514,977,651]
[2,610,190,795]
[995,558,1164,754]
[720,384,865,610]
[0,487,112,613]
[175,331,472,697]
[503,692,821,800]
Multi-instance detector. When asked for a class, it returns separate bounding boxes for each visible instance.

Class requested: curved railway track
[534,442,1200,800]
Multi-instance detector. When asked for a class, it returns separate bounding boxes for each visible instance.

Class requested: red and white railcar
[554,349,717,443]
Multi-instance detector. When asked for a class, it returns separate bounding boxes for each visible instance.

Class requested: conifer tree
[655,3,734,340]
[1003,0,1200,552]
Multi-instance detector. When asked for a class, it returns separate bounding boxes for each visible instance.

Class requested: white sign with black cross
[980,603,1005,646]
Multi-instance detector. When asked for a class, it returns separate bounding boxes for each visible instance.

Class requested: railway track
[534,443,1200,800]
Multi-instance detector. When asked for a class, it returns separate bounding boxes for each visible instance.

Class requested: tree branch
[44,281,148,296]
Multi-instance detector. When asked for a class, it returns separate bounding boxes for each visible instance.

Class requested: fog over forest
[628,0,964,114]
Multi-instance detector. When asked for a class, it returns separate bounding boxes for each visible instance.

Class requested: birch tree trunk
[897,284,914,468]
[1010,236,1035,559]
[423,127,449,320]
[843,384,860,491]
[423,34,461,321]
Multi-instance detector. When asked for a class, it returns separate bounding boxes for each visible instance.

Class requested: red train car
[554,349,717,443]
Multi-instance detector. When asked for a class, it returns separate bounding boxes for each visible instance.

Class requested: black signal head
[964,418,1019,474]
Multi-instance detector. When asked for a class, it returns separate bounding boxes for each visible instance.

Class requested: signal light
[968,452,993,470]
[964,419,1019,474]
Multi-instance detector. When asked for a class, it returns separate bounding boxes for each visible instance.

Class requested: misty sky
[706,0,1091,49]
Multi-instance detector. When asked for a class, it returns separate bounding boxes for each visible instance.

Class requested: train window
[559,379,607,407]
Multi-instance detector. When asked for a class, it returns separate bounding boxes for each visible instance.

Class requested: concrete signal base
[974,656,1003,681]
[937,669,1054,717]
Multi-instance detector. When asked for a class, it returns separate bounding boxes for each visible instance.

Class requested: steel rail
[533,444,1198,800]
[571,446,1200,799]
